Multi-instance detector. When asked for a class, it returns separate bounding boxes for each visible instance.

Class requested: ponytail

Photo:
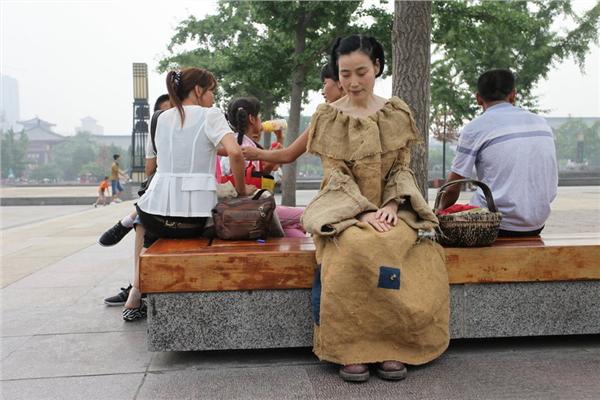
[165,67,218,127]
[227,97,261,135]
[166,70,184,124]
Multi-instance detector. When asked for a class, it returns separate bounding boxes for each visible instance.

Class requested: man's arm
[437,171,465,210]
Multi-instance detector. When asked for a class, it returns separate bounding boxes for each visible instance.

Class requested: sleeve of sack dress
[205,108,233,147]
[381,149,439,231]
[450,124,478,178]
[301,162,378,236]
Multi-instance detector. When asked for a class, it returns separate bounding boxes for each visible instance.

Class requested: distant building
[76,116,104,136]
[18,117,65,166]
[0,75,20,131]
[90,134,130,150]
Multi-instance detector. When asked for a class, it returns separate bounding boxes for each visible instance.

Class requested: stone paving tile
[0,373,144,400]
[1,308,59,337]
[1,256,65,288]
[35,301,146,335]
[0,336,31,362]
[304,346,600,400]
[137,366,315,400]
[1,286,91,312]
[1,331,150,380]
[149,347,319,372]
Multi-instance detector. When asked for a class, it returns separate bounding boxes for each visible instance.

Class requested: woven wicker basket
[433,179,502,247]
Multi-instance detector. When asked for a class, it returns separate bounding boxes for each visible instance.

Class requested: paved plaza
[1,187,599,399]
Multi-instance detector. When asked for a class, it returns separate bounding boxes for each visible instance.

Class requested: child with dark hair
[224,96,305,237]
[302,34,448,382]
[242,63,344,164]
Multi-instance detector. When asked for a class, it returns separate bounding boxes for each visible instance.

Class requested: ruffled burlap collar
[307,96,420,161]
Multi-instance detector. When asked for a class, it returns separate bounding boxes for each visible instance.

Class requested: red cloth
[438,204,479,215]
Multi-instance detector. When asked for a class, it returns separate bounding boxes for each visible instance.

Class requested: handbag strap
[150,110,165,154]
[252,189,270,200]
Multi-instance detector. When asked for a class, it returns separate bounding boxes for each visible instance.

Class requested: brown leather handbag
[211,189,276,240]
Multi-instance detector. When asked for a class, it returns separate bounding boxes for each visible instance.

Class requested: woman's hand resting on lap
[358,201,398,232]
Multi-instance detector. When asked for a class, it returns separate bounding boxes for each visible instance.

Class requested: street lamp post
[131,63,150,183]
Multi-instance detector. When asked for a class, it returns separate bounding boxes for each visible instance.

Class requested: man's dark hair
[153,94,170,111]
[113,154,120,160]
[320,64,338,83]
[477,69,515,102]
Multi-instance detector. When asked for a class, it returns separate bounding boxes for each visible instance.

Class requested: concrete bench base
[147,280,600,352]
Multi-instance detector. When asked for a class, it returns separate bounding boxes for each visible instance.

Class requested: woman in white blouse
[122,67,249,321]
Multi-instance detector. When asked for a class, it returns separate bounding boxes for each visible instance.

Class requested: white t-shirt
[220,134,261,175]
[451,103,558,231]
[137,105,231,217]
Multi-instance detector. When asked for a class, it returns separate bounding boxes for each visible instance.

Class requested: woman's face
[198,86,215,107]
[337,50,379,103]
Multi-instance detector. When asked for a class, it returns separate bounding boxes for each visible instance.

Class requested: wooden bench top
[139,233,600,293]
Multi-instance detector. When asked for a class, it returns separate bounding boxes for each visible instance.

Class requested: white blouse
[137,105,231,217]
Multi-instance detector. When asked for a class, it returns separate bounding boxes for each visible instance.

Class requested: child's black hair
[113,154,120,160]
[329,34,385,78]
[320,63,338,83]
[153,94,170,111]
[227,97,261,135]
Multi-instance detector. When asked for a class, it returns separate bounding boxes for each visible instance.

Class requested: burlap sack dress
[301,97,449,366]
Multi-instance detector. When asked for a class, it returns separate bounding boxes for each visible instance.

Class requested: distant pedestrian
[94,176,110,207]
[110,154,128,202]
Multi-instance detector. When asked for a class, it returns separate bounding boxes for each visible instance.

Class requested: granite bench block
[147,282,599,351]
[461,280,600,338]
[147,287,465,352]
[147,290,314,352]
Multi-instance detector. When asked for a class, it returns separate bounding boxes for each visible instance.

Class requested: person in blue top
[439,69,558,236]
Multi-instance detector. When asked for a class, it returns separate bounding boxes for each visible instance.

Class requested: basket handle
[433,179,498,213]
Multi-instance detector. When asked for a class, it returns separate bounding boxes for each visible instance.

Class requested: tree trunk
[392,0,432,200]
[282,10,310,206]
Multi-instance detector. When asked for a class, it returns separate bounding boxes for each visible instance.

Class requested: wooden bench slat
[139,233,600,293]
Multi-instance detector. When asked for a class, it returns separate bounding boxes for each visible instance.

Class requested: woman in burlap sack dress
[302,35,449,383]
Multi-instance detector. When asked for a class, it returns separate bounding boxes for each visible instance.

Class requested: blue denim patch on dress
[311,264,322,325]
[378,266,401,290]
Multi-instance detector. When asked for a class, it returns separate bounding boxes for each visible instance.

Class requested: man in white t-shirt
[439,69,558,236]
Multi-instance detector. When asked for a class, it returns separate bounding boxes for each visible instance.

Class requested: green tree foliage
[1,128,29,178]
[160,0,390,205]
[431,0,600,122]
[51,131,99,180]
[29,163,62,182]
[554,119,600,168]
[50,132,130,181]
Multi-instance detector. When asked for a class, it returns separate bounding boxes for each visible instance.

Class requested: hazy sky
[1,0,598,136]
